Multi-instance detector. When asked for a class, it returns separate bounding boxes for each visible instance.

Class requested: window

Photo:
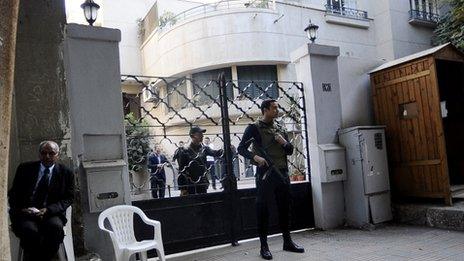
[413,0,437,13]
[326,0,357,10]
[192,68,233,105]
[409,0,439,23]
[166,78,188,111]
[237,65,278,99]
[326,0,367,20]
[122,93,141,119]
[327,0,344,11]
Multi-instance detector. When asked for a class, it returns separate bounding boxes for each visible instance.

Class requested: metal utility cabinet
[81,134,128,213]
[339,126,392,227]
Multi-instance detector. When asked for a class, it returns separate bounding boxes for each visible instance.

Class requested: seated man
[8,140,75,261]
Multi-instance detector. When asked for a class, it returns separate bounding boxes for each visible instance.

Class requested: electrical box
[318,143,347,183]
[81,134,128,213]
[339,126,392,227]
[83,160,126,213]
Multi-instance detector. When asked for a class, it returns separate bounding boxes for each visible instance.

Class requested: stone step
[451,184,464,193]
[393,201,464,231]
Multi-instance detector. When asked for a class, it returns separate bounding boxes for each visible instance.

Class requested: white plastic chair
[61,206,75,261]
[98,205,165,261]
[15,206,75,261]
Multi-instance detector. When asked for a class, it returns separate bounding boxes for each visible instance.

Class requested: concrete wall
[338,56,383,128]
[101,0,156,75]
[371,0,435,60]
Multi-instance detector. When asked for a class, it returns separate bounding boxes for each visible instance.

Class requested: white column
[291,43,345,229]
[186,74,194,99]
[231,65,240,99]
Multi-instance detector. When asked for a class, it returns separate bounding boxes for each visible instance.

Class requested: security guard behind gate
[177,126,223,195]
[238,99,304,260]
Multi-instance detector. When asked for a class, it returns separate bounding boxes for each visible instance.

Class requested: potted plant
[159,11,177,28]
[125,113,151,193]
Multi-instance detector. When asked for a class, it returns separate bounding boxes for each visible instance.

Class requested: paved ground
[165,225,464,261]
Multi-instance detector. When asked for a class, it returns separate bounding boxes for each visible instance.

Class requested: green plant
[125,113,150,172]
[159,11,177,28]
[247,0,270,8]
[433,0,464,51]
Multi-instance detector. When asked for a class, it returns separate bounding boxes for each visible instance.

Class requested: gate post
[291,44,345,229]
[63,24,130,260]
[218,73,239,246]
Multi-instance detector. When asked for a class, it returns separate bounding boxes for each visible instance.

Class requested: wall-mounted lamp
[304,19,319,43]
[81,0,100,26]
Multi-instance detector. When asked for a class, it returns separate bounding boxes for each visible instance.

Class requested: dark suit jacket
[8,161,75,225]
[148,154,168,180]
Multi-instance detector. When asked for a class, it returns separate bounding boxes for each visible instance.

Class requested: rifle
[246,137,287,182]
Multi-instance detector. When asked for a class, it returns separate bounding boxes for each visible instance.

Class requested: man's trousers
[255,168,291,244]
[12,215,65,261]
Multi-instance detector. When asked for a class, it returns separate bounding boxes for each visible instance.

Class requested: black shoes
[260,245,273,260]
[283,240,305,253]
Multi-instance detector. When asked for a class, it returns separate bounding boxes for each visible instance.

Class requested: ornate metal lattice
[122,74,310,199]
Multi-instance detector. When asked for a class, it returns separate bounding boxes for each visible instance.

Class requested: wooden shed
[369,43,464,205]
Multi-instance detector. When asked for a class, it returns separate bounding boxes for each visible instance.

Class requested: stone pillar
[8,0,74,259]
[291,44,345,229]
[12,0,71,165]
[0,1,19,260]
[63,24,130,260]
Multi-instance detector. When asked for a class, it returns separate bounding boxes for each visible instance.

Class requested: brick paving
[165,225,464,261]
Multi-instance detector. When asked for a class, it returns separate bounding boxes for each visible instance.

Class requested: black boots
[260,245,273,260]
[259,234,304,259]
[260,237,273,260]
[283,239,305,253]
[283,233,305,253]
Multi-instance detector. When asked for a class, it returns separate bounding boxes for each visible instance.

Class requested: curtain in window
[167,78,188,110]
[237,65,278,99]
[192,68,233,105]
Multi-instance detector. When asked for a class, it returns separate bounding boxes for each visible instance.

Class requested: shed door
[371,57,451,203]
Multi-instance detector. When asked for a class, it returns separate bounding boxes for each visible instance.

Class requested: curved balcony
[140,0,307,77]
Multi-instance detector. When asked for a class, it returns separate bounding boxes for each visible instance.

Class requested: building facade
[134,0,442,152]
[66,0,444,188]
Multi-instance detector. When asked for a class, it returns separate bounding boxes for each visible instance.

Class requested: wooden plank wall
[371,57,450,202]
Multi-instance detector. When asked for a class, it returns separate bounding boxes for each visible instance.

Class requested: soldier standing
[177,126,222,195]
[238,99,304,260]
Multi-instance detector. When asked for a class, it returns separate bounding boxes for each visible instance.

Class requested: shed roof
[369,43,451,74]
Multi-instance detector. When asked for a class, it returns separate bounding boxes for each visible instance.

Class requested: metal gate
[121,73,314,254]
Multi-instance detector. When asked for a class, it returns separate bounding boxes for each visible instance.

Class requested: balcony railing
[159,0,275,31]
[325,4,368,20]
[409,9,439,23]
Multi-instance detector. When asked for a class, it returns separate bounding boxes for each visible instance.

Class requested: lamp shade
[81,0,100,26]
[304,20,319,43]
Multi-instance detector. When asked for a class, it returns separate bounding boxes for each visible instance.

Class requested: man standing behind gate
[177,126,223,195]
[238,99,304,260]
[148,146,169,199]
